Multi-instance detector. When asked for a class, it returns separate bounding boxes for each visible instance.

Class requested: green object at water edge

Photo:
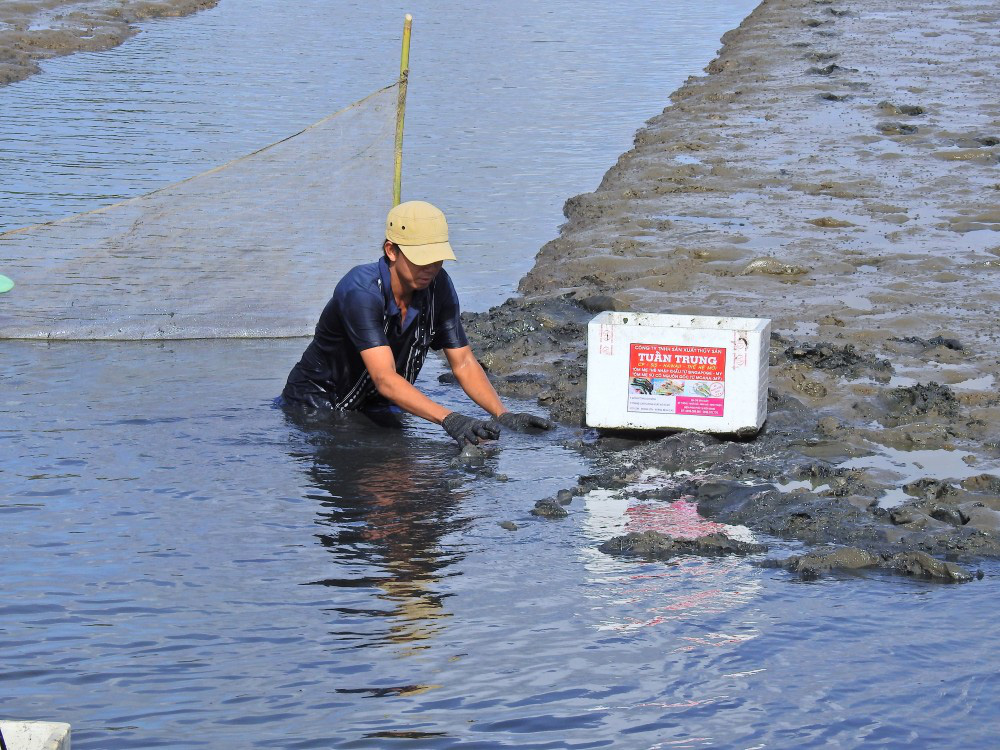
[0,274,13,294]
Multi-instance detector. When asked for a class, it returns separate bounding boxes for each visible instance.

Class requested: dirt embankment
[465,0,1000,578]
[0,0,218,86]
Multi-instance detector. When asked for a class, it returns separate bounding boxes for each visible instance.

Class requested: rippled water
[1,0,760,308]
[4,1,1000,748]
[4,339,999,748]
[5,342,998,749]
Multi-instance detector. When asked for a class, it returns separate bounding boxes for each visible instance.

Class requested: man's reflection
[289,412,471,651]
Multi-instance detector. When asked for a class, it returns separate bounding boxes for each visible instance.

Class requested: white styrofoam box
[0,721,71,750]
[586,311,770,434]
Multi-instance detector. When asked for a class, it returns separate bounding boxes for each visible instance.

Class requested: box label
[627,343,726,416]
[599,324,614,355]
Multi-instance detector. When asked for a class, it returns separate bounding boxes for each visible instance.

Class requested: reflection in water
[285,411,470,653]
[581,484,764,636]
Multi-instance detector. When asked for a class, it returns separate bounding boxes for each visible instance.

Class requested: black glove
[497,411,554,431]
[442,412,501,446]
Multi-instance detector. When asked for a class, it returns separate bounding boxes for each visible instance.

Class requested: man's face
[386,242,443,291]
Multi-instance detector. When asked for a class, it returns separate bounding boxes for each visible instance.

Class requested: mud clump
[807,217,855,228]
[807,63,853,75]
[783,342,892,380]
[690,479,894,549]
[885,474,1000,540]
[531,498,569,519]
[528,489,575,519]
[891,335,964,352]
[877,101,925,116]
[555,489,575,505]
[887,552,977,583]
[877,122,918,135]
[763,546,880,578]
[883,382,960,424]
[599,530,767,561]
[762,546,977,582]
[962,474,1000,494]
[741,257,808,275]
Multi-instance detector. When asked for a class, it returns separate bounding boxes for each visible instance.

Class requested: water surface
[5,341,999,748]
[1,0,759,308]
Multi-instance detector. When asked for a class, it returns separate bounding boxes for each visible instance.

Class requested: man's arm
[442,346,506,417]
[360,345,452,423]
[360,345,500,445]
[444,345,555,432]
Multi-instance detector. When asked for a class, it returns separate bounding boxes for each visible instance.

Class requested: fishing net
[0,82,399,340]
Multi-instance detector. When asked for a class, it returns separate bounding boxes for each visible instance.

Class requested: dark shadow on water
[281,406,471,650]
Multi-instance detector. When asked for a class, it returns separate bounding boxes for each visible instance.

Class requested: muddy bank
[0,0,218,86]
[465,0,1000,577]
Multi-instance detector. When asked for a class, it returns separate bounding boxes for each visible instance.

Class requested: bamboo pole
[393,14,412,207]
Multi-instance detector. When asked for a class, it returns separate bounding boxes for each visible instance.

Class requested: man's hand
[497,411,554,432]
[442,412,501,446]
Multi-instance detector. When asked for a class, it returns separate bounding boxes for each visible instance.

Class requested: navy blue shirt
[282,257,468,410]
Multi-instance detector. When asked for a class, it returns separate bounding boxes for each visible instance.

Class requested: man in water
[280,200,552,446]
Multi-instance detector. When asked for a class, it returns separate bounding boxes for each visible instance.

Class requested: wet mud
[599,530,768,561]
[761,546,981,583]
[465,0,1000,581]
[0,0,218,86]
